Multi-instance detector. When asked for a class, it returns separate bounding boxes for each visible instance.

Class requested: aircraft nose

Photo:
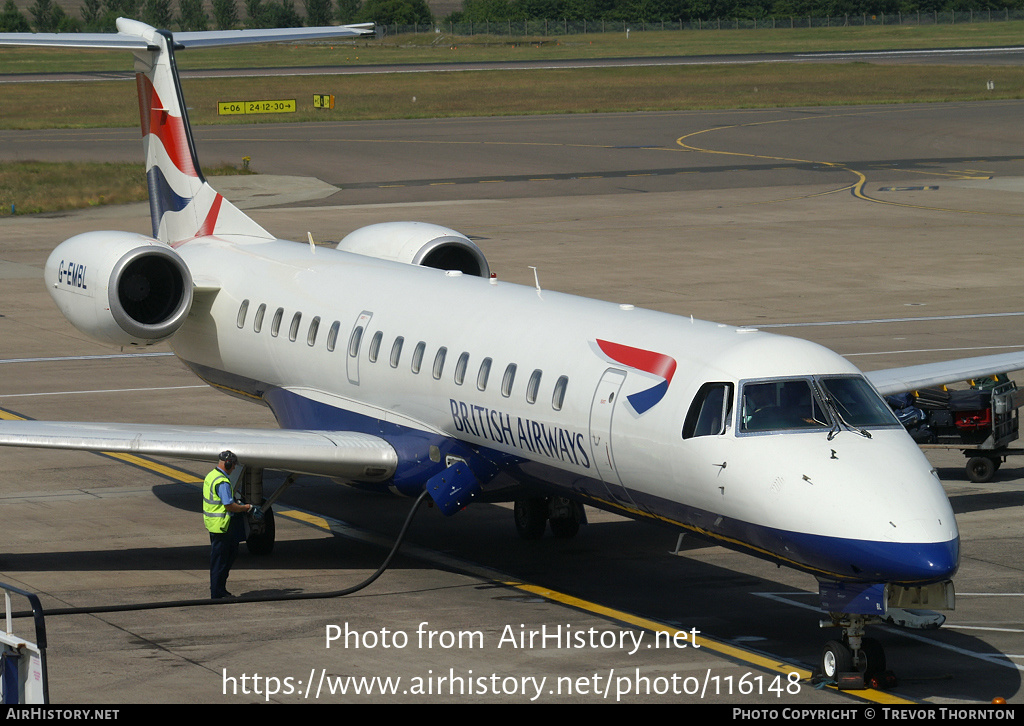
[852,537,960,584]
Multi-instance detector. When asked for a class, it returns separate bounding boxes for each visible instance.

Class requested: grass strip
[2,63,1022,131]
[0,162,250,216]
[4,23,1024,72]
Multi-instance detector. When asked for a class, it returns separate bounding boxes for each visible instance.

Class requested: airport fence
[380,8,1024,36]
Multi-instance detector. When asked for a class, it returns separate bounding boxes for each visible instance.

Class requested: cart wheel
[966,456,996,483]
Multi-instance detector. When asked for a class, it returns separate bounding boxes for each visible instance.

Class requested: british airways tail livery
[1,19,1021,683]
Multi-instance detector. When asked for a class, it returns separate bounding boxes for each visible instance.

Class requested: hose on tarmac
[12,489,431,618]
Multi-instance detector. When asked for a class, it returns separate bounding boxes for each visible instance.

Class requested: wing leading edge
[0,420,397,481]
[865,350,1024,397]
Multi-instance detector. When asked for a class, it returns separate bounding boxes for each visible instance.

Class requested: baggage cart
[909,378,1024,483]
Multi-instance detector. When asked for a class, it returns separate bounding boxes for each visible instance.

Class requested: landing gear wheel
[548,497,583,539]
[858,637,887,680]
[514,498,547,539]
[966,456,996,483]
[821,640,852,680]
[246,503,275,555]
[549,513,580,538]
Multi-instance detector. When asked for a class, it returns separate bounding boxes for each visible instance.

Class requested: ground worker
[203,450,254,599]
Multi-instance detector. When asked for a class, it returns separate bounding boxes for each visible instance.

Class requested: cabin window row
[237,300,569,411]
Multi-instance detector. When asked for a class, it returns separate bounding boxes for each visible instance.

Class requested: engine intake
[336,222,490,277]
[45,231,193,346]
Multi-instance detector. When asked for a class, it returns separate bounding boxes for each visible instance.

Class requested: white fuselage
[169,236,959,586]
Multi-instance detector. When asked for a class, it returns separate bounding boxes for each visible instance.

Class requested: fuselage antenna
[529,266,543,296]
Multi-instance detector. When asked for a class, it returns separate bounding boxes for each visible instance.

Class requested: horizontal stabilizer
[865,350,1024,396]
[0,22,373,50]
[0,421,397,482]
[174,24,375,48]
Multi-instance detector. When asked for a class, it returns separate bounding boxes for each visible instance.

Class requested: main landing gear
[238,467,299,556]
[513,496,586,539]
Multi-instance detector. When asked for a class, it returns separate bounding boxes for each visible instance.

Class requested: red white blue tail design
[126,20,271,245]
[0,18,374,245]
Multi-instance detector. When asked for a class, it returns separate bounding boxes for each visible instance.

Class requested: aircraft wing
[0,420,397,481]
[865,351,1024,396]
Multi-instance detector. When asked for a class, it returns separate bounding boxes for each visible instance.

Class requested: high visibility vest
[203,469,232,534]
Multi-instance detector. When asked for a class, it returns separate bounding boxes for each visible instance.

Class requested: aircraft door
[589,368,637,508]
[346,311,373,385]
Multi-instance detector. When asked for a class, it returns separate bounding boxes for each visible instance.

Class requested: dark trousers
[210,526,240,598]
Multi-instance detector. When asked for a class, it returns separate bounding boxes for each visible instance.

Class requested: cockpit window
[740,376,900,434]
[818,376,900,428]
[683,382,733,439]
[741,379,829,433]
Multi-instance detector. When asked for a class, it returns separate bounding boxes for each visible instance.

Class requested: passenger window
[369,331,383,362]
[682,383,734,439]
[236,299,249,328]
[432,347,447,380]
[390,336,404,368]
[327,321,340,352]
[253,303,266,333]
[552,375,568,411]
[289,312,302,342]
[307,316,320,347]
[455,352,469,385]
[501,363,517,398]
[477,357,492,391]
[411,341,426,373]
[348,325,364,358]
[526,369,542,404]
[271,307,284,337]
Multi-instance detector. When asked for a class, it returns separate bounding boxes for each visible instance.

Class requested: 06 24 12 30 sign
[217,99,296,115]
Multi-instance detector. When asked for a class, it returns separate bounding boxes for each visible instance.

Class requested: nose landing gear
[819,615,894,690]
[814,579,954,691]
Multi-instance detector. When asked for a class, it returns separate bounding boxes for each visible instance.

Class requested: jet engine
[44,231,193,347]
[335,222,490,278]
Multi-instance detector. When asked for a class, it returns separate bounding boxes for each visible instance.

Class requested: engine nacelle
[45,231,194,347]
[336,221,490,277]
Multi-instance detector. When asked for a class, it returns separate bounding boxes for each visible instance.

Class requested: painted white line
[0,353,174,364]
[0,385,206,397]
[753,591,1024,672]
[846,345,1024,357]
[756,312,1024,328]
[799,47,1024,59]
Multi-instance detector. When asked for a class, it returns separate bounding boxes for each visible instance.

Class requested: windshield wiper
[823,394,872,439]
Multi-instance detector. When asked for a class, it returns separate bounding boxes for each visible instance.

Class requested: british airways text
[449,399,590,469]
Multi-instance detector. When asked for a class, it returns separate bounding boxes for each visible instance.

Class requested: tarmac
[0,104,1022,704]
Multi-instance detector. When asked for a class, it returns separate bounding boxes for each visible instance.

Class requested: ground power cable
[12,489,431,619]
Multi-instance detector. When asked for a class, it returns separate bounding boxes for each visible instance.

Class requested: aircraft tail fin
[124,19,271,245]
[0,19,374,245]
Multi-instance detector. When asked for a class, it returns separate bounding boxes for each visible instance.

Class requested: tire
[966,456,996,483]
[858,637,887,680]
[246,504,275,555]
[514,498,548,540]
[549,500,583,539]
[821,640,852,680]
[549,515,580,539]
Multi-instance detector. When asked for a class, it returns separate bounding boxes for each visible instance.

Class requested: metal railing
[1,583,48,705]
[378,9,1024,37]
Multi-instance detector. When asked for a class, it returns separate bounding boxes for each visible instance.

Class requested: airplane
[2,18,1023,688]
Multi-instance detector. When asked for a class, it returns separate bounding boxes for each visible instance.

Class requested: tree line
[1,0,1021,32]
[0,0,429,32]
[450,0,1024,22]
